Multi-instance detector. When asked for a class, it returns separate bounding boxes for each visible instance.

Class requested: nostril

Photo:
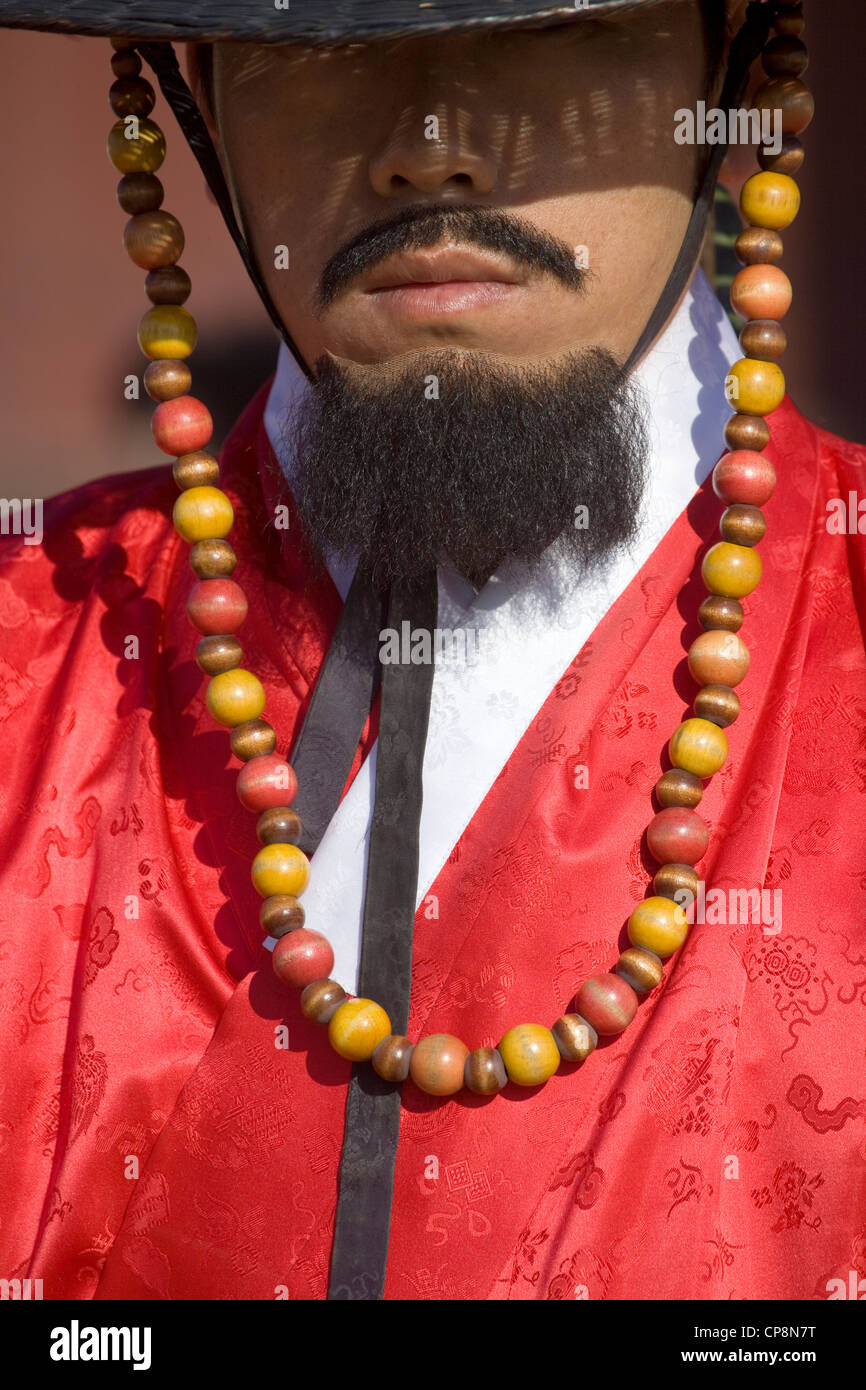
[451,173,472,186]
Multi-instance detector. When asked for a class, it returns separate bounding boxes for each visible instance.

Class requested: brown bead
[653,862,700,904]
[762,34,808,77]
[689,629,750,687]
[725,414,770,452]
[123,210,184,270]
[616,947,664,995]
[372,1034,414,1083]
[110,48,142,77]
[146,359,192,403]
[173,450,220,489]
[231,718,277,761]
[117,171,164,214]
[146,264,192,306]
[260,895,305,938]
[109,76,155,117]
[464,1046,508,1094]
[721,504,766,547]
[257,806,303,846]
[734,226,784,266]
[739,319,787,363]
[655,768,703,809]
[758,134,805,177]
[196,634,242,675]
[774,3,804,38]
[300,977,346,1023]
[699,594,744,632]
[551,1014,598,1064]
[190,539,237,578]
[694,683,740,728]
[755,77,814,135]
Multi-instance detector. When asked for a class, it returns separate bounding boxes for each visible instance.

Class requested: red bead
[574,973,638,1036]
[185,578,248,635]
[712,451,777,506]
[236,754,298,812]
[272,929,334,989]
[647,808,710,865]
[151,395,213,456]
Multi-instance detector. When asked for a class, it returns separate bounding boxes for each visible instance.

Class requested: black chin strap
[137,41,313,380]
[624,0,775,372]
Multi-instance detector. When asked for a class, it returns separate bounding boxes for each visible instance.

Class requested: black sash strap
[289,565,388,856]
[326,572,438,1300]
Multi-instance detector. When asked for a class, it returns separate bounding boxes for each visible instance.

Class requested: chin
[283,343,649,589]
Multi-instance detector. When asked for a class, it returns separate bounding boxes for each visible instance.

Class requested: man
[0,0,864,1303]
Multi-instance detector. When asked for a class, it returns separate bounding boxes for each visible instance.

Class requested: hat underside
[0,0,667,44]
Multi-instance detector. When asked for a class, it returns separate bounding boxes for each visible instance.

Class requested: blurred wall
[0,8,863,502]
[0,31,274,499]
[778,0,865,442]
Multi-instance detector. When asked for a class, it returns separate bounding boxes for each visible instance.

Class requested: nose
[368,106,498,198]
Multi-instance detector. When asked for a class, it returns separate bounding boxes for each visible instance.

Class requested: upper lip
[361,244,524,293]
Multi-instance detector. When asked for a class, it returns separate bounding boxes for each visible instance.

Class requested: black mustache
[318,204,590,308]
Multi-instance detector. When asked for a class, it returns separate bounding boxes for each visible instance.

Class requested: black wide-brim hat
[0,0,665,44]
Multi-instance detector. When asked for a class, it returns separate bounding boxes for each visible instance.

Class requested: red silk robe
[1,381,865,1302]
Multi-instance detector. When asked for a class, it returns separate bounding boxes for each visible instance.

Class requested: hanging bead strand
[107,38,320,975]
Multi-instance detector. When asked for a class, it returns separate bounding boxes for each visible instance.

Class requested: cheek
[229,117,363,310]
[528,178,693,351]
[595,186,693,334]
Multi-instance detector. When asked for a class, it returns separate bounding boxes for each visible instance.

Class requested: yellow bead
[138,305,198,360]
[498,1023,561,1088]
[251,842,310,898]
[628,896,689,959]
[740,171,801,231]
[701,541,762,599]
[726,358,785,416]
[328,998,392,1061]
[206,668,265,727]
[669,718,729,778]
[107,117,166,173]
[173,486,234,542]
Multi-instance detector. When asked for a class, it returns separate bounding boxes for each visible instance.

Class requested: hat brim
[0,0,664,45]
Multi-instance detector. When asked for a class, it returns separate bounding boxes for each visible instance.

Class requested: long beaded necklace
[106,1,811,1100]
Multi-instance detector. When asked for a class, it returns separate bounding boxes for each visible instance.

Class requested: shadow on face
[199,1,720,370]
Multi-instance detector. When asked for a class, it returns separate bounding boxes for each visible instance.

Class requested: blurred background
[0,30,275,497]
[0,6,863,499]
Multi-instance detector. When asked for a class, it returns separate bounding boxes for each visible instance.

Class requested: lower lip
[367,280,517,315]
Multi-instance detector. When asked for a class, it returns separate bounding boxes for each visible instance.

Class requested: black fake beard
[280,347,649,592]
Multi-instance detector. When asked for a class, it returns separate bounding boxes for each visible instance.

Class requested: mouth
[359,244,523,317]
